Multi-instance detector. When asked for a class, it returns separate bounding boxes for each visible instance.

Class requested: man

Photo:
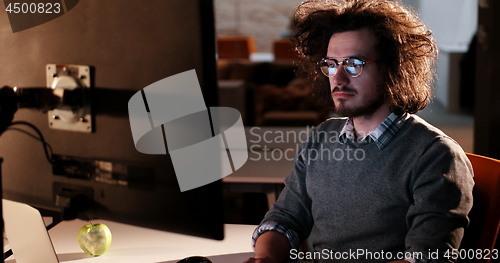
[244,0,474,262]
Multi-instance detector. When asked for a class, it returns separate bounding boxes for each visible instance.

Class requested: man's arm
[405,137,474,262]
[244,131,317,263]
[244,231,291,263]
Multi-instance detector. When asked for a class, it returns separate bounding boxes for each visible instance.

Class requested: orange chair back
[217,36,256,59]
[460,153,500,262]
[273,39,300,61]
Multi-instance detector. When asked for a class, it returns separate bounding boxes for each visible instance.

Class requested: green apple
[78,221,112,256]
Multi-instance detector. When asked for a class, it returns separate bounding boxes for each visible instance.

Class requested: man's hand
[243,231,291,263]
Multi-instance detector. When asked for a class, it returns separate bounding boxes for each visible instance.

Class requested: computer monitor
[0,0,223,240]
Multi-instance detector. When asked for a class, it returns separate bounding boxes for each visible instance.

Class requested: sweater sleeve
[255,139,315,249]
[405,136,474,263]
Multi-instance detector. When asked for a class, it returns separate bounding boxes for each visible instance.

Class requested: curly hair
[291,0,438,115]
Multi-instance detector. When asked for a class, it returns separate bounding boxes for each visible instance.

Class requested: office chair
[273,39,300,61]
[217,36,256,59]
[459,153,500,263]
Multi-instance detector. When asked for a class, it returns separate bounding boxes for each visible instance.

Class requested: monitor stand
[3,199,59,263]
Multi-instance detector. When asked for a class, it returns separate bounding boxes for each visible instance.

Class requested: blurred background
[214,0,480,155]
[213,0,500,226]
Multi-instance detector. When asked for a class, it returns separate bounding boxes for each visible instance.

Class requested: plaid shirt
[340,112,409,149]
[252,113,410,250]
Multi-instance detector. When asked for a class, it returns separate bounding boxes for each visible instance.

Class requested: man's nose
[329,67,350,90]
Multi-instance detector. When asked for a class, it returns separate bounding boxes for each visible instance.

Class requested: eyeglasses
[318,58,376,78]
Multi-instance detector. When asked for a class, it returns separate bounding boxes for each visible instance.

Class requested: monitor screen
[0,0,223,240]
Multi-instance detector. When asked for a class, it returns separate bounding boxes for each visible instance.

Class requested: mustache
[332,86,357,94]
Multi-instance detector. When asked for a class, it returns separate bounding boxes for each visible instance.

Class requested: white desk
[6,219,256,263]
[5,127,311,262]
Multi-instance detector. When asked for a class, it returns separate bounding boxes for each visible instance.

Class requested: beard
[333,85,386,118]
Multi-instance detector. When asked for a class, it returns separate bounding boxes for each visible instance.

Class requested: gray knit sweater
[260,115,474,262]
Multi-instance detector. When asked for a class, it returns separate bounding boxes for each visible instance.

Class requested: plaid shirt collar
[339,112,409,150]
